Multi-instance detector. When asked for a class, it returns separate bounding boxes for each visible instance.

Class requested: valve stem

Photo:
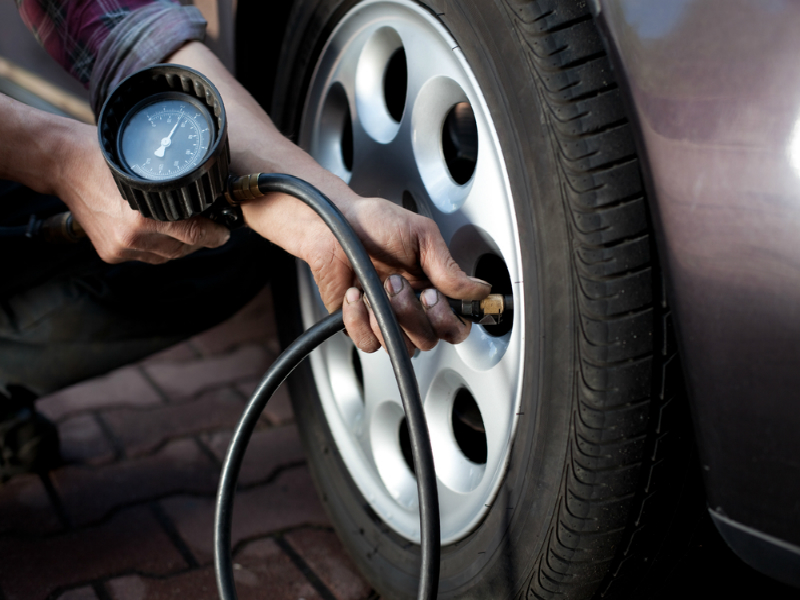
[449,294,514,325]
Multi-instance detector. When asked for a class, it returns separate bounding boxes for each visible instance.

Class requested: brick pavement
[0,285,375,600]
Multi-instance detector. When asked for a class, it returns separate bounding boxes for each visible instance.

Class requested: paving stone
[286,528,373,600]
[38,367,163,421]
[102,387,245,457]
[0,506,185,600]
[107,571,217,600]
[201,425,306,486]
[53,438,218,527]
[108,538,321,600]
[143,345,274,401]
[235,537,323,600]
[235,378,295,425]
[139,341,199,365]
[56,586,100,600]
[160,467,328,564]
[0,473,61,535]
[59,413,116,465]
[191,285,278,357]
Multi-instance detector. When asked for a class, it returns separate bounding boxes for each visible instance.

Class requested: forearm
[166,42,360,260]
[0,93,83,197]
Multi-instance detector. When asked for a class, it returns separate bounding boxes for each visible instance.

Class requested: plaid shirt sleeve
[15,0,206,115]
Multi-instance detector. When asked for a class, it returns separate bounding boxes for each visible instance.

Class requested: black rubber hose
[214,173,440,600]
[214,310,343,594]
[0,227,28,238]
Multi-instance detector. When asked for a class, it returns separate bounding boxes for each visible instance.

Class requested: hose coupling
[450,294,514,325]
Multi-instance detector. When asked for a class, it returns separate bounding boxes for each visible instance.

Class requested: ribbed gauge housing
[97,65,230,221]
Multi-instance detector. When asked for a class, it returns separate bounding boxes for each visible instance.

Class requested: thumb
[419,227,491,300]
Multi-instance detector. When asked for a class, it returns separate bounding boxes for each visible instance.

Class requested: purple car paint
[594,0,800,586]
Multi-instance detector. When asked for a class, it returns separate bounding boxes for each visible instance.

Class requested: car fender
[592,0,800,587]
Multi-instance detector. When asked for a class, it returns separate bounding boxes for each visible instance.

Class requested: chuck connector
[449,294,514,326]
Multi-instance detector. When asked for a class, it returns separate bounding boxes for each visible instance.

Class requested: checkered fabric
[15,0,206,115]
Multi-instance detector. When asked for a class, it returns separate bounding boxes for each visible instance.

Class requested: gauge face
[119,93,214,181]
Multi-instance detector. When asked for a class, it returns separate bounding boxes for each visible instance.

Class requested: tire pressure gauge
[97,64,238,225]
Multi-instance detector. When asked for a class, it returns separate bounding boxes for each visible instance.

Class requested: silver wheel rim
[297,0,525,544]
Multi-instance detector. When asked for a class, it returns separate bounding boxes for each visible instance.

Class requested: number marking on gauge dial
[119,96,213,181]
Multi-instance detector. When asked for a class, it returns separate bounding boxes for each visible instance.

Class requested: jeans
[0,181,274,397]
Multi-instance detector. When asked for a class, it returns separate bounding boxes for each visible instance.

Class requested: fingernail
[386,274,404,296]
[345,288,361,304]
[363,295,372,310]
[421,288,439,308]
[469,276,491,288]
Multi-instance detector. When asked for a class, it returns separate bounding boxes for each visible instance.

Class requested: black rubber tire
[268,1,697,598]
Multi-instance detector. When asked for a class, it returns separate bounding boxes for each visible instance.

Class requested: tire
[268,1,695,598]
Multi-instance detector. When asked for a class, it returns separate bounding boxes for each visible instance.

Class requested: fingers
[417,218,492,300]
[342,287,416,356]
[342,274,472,355]
[383,274,437,352]
[419,288,471,345]
[154,215,230,249]
[99,215,230,264]
[342,288,381,353]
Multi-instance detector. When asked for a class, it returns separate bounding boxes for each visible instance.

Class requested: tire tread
[503,1,687,598]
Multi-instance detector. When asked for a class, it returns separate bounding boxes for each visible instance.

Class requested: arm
[15,0,487,351]
[167,42,491,353]
[0,92,229,263]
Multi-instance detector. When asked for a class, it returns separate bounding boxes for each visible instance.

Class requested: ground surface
[0,286,376,600]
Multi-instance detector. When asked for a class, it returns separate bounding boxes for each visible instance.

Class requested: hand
[305,198,491,355]
[56,122,230,265]
[162,42,490,351]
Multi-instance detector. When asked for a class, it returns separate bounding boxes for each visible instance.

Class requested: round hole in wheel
[275,0,680,598]
[474,253,513,338]
[423,369,487,495]
[401,190,418,213]
[312,81,352,183]
[442,102,477,184]
[451,388,486,465]
[370,401,418,510]
[398,416,415,475]
[411,75,475,212]
[341,106,353,172]
[351,344,364,401]
[384,47,407,122]
[355,26,403,143]
[448,224,516,371]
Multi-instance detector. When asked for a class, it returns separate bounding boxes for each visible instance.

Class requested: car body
[592,0,800,586]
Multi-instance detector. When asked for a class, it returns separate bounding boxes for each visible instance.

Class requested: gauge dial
[119,93,213,181]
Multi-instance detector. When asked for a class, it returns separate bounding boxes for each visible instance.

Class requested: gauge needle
[154,118,181,157]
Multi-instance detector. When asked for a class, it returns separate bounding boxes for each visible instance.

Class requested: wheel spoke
[361,348,402,411]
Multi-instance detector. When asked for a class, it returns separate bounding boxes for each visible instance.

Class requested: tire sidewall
[274,1,578,598]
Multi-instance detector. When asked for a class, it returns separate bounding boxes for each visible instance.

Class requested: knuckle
[166,244,187,260]
[118,230,140,251]
[441,323,469,345]
[417,336,438,352]
[182,219,205,245]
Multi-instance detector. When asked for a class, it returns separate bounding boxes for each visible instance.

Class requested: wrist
[50,120,94,198]
[0,94,83,197]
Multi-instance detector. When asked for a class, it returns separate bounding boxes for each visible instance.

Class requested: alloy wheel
[297,0,525,544]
